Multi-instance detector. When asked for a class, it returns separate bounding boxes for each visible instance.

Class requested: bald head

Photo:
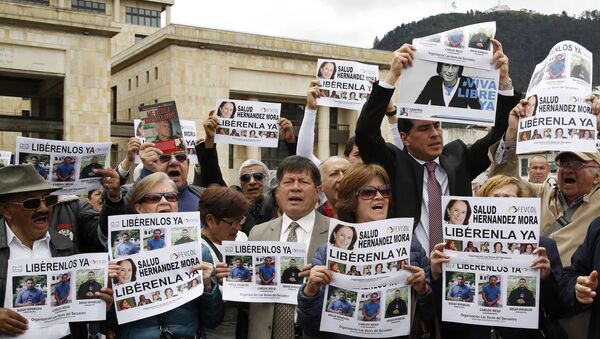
[319,156,350,206]
[528,155,549,183]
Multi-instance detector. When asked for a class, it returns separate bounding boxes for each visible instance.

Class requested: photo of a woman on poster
[415,62,481,109]
[217,101,236,119]
[317,61,336,80]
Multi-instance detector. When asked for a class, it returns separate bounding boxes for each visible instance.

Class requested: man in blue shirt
[362,292,380,321]
[482,275,501,307]
[327,290,353,316]
[258,256,276,285]
[54,273,71,305]
[15,278,46,307]
[146,229,165,250]
[229,258,251,282]
[447,274,473,302]
[115,232,139,257]
[56,157,75,182]
[30,156,47,179]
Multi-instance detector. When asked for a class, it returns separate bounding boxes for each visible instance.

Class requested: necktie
[425,162,443,252]
[272,222,299,339]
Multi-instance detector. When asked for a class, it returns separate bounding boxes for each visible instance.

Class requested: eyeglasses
[139,192,179,203]
[557,160,599,170]
[355,184,391,200]
[158,153,187,163]
[239,172,265,183]
[9,195,59,210]
[217,216,246,227]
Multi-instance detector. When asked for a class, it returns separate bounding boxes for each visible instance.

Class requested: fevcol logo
[12,265,23,273]
[507,205,537,214]
[170,249,197,262]
[386,225,411,234]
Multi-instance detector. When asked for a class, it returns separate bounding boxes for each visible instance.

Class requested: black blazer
[355,82,520,226]
[415,75,481,109]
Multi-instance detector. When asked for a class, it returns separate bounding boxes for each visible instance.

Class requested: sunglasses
[140,192,179,204]
[355,184,391,200]
[10,195,59,210]
[557,160,598,170]
[158,153,187,163]
[217,216,247,227]
[239,172,265,183]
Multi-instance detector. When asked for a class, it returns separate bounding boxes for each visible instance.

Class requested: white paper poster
[315,59,378,111]
[213,99,281,147]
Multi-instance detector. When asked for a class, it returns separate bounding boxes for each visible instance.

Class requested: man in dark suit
[355,40,519,251]
[248,155,329,339]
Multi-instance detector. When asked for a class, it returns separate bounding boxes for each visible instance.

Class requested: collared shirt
[2,222,70,339]
[409,155,449,253]
[448,283,472,301]
[280,210,316,245]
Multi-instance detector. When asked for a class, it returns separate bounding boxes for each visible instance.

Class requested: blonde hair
[476,175,528,198]
[131,172,177,205]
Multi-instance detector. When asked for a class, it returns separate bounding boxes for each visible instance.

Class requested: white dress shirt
[280,210,316,245]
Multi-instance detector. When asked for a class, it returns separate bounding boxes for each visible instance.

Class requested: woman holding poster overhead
[429,174,565,338]
[415,62,481,109]
[103,172,224,338]
[298,163,432,338]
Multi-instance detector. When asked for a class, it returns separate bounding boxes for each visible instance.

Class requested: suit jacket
[415,75,481,109]
[356,82,519,229]
[247,211,330,339]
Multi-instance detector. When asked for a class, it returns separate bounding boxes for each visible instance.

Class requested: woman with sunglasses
[103,172,224,338]
[198,185,250,339]
[298,163,432,338]
[430,174,564,338]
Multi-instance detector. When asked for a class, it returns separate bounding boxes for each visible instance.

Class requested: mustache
[32,212,49,221]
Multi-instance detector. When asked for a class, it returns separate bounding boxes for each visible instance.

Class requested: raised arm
[296,80,323,167]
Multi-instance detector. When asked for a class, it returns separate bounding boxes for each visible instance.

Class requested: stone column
[113,0,120,23]
[165,5,171,26]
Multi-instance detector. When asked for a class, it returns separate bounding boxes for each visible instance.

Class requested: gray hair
[238,159,269,177]
[131,172,177,205]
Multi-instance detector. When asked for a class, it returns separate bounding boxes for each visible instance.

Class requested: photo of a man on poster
[415,62,481,109]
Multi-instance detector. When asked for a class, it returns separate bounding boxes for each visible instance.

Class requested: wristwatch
[499,78,513,91]
[385,108,397,117]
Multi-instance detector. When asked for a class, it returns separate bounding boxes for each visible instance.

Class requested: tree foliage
[373,10,600,92]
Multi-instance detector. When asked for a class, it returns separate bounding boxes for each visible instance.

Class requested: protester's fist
[95,287,114,310]
[576,270,598,304]
[304,265,333,297]
[93,168,121,200]
[190,262,214,290]
[215,262,229,286]
[404,264,428,295]
[586,95,600,132]
[126,137,141,162]
[430,242,449,280]
[531,247,551,280]
[108,261,120,280]
[0,307,28,336]
[279,118,295,143]
[491,39,510,84]
[139,142,162,172]
[506,99,529,141]
[203,115,219,140]
[307,80,321,110]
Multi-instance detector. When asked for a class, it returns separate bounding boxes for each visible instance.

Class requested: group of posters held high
[518,40,596,153]
[107,212,204,324]
[320,218,414,338]
[441,196,541,329]
[15,136,112,195]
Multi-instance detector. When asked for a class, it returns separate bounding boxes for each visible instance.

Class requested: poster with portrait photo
[78,154,105,179]
[111,229,141,258]
[213,99,281,148]
[518,40,595,153]
[413,22,496,70]
[139,101,185,154]
[396,58,500,126]
[133,118,198,164]
[315,59,378,110]
[142,228,167,251]
[171,227,198,246]
[7,253,108,327]
[75,269,105,301]
[16,136,112,195]
[221,241,306,304]
[325,217,413,289]
[320,283,410,338]
[17,152,50,179]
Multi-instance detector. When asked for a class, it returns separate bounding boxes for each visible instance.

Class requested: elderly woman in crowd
[100,172,224,338]
[197,185,250,339]
[430,174,564,338]
[297,163,432,338]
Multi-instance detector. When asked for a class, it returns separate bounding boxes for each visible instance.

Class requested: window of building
[228,144,234,169]
[125,6,160,27]
[146,71,149,83]
[134,34,147,43]
[71,0,106,13]
[127,108,131,120]
[111,86,117,122]
[16,0,49,6]
[128,79,131,91]
[135,75,139,88]
[154,67,158,80]
[154,99,158,104]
